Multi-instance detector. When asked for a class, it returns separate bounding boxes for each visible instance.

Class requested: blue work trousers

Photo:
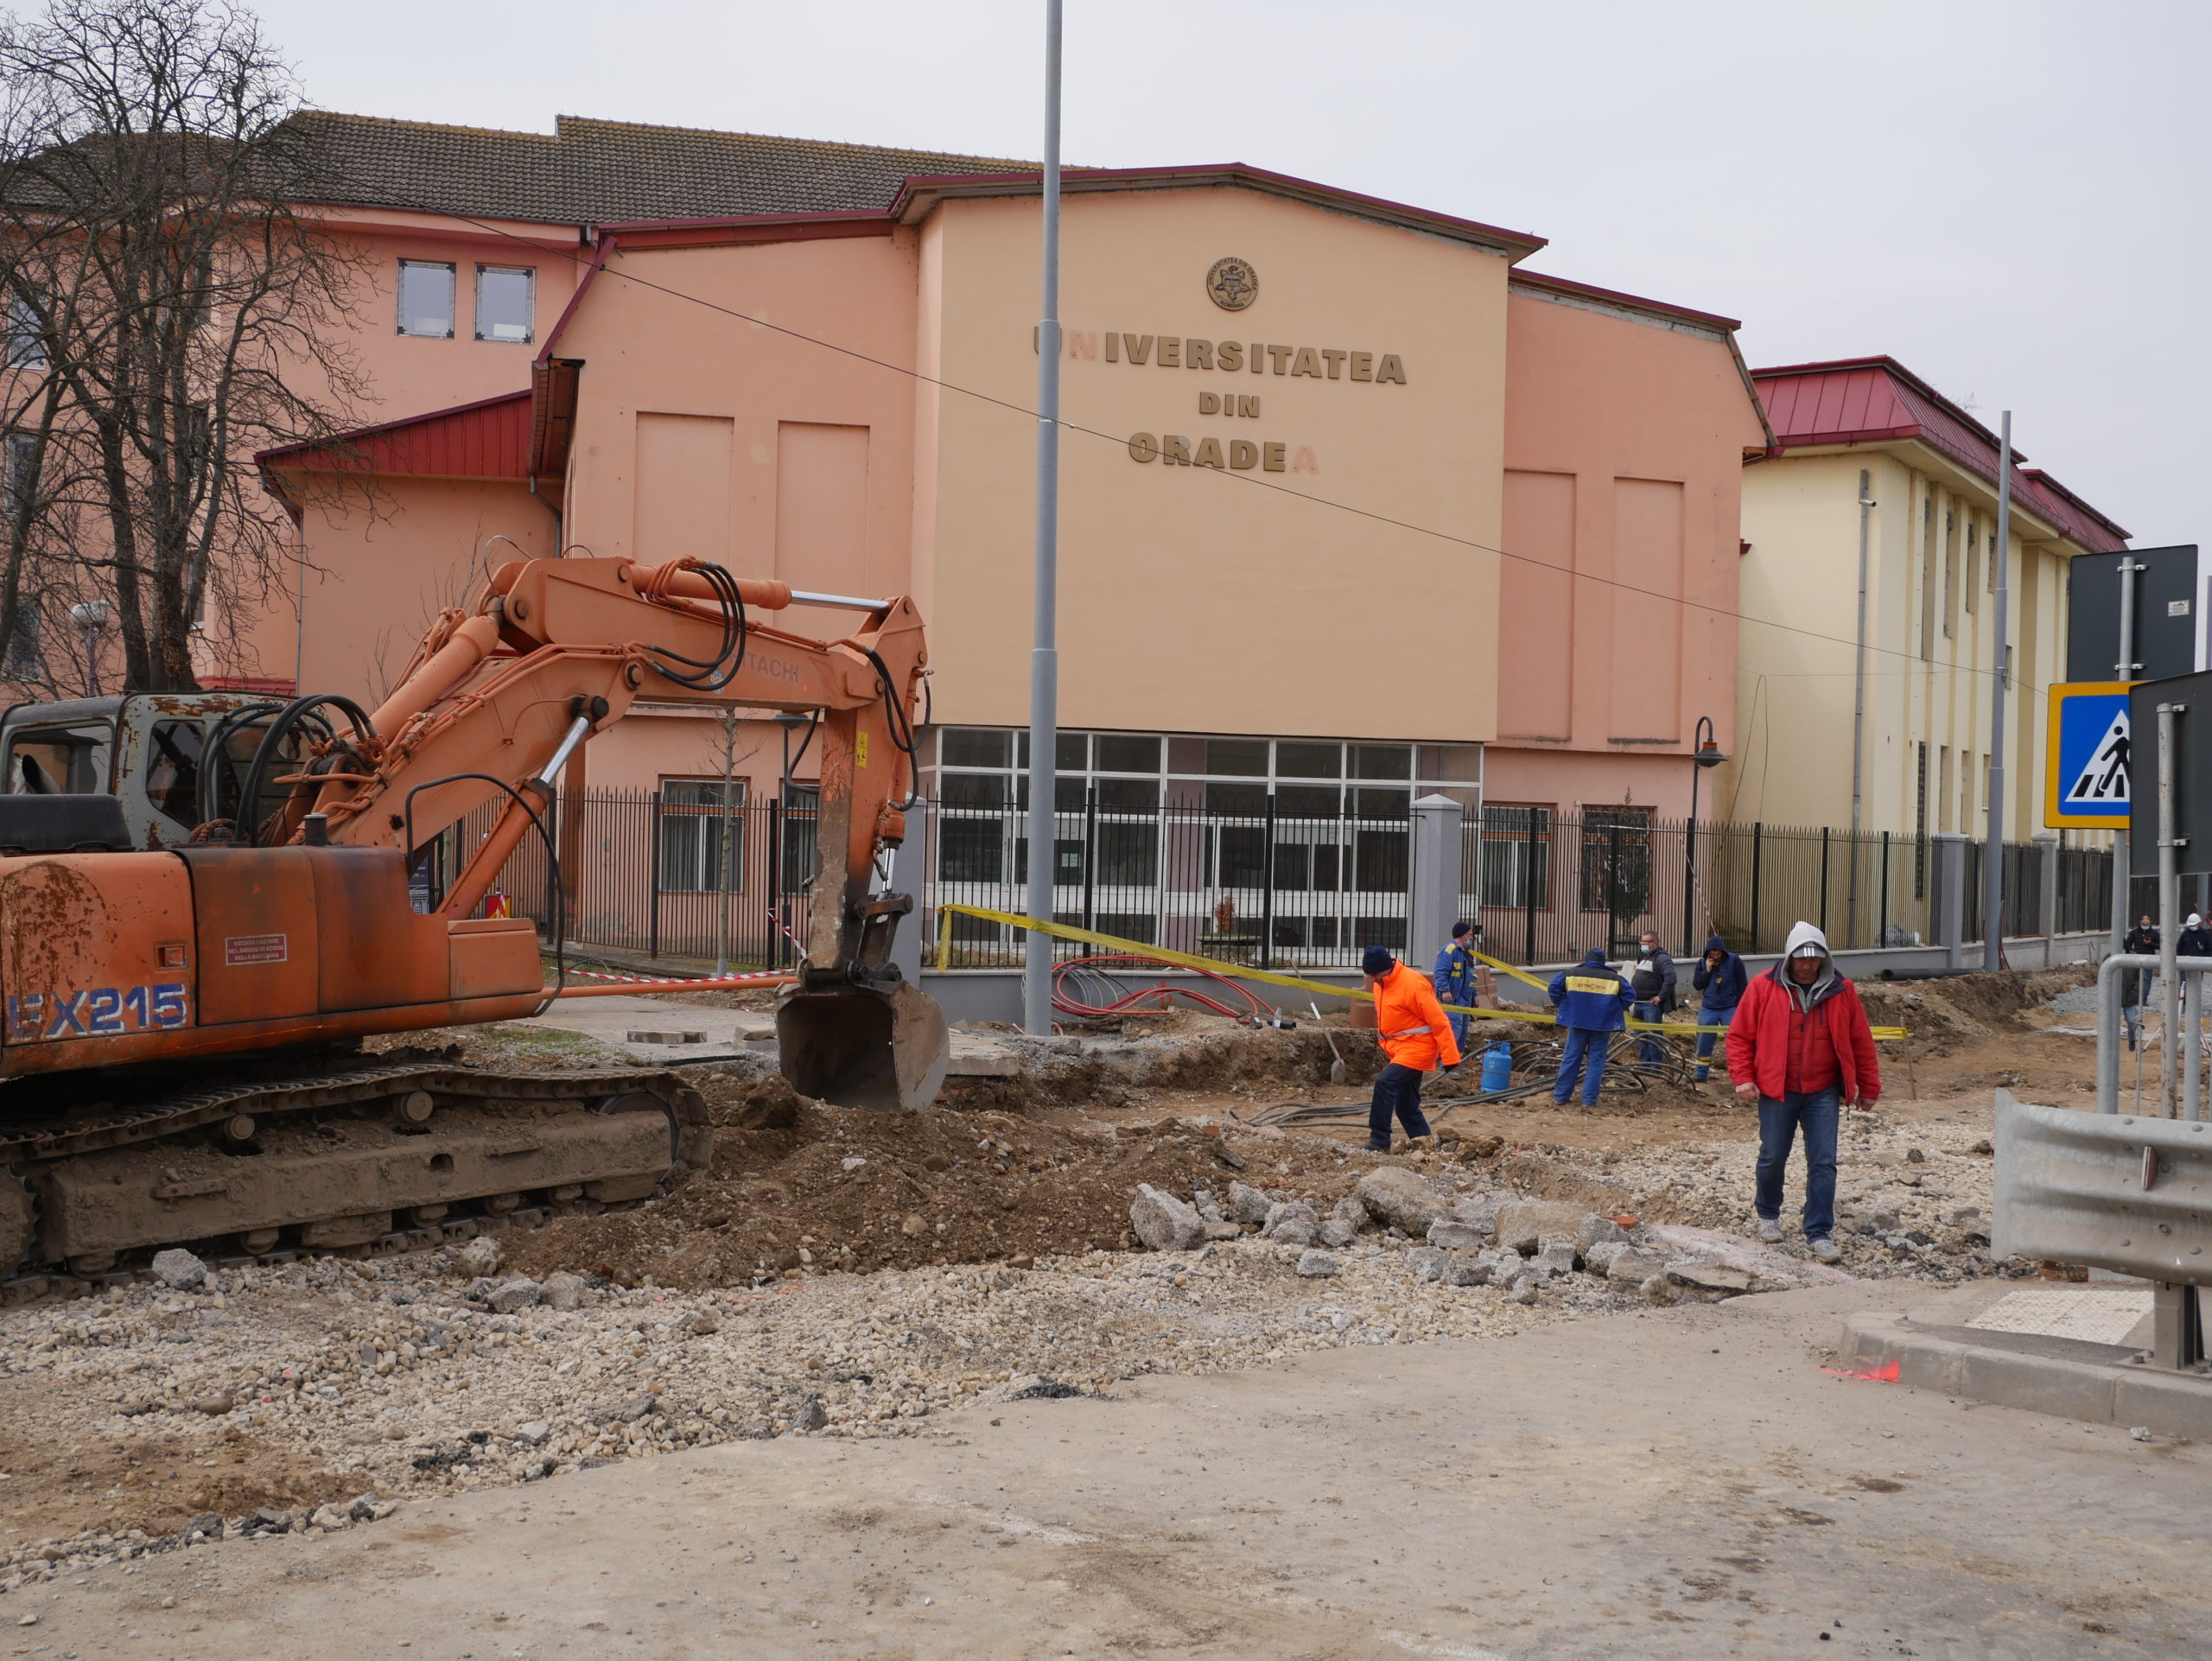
[1369,1062,1433,1151]
[1553,1026,1610,1106]
[1631,1002,1666,1065]
[1693,1007,1734,1080]
[1755,1088,1840,1241]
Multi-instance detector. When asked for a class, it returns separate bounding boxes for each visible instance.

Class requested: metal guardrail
[1993,1089,2212,1371]
[1994,1090,2212,1282]
[2094,952,2212,1117]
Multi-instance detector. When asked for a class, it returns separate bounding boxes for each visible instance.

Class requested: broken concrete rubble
[1355,1167,1445,1234]
[1130,1185,1205,1251]
[1495,1200,1587,1255]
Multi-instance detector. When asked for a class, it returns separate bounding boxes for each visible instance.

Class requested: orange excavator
[0,555,947,1288]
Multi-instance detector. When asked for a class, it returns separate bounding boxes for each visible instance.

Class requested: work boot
[1809,1237,1842,1264]
[1756,1217,1783,1244]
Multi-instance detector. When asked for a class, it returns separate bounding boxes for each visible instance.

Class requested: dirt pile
[501,1075,1361,1291]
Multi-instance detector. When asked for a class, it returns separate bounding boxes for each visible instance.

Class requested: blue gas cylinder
[1480,1043,1513,1093]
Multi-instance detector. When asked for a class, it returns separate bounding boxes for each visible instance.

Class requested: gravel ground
[0,1102,2017,1594]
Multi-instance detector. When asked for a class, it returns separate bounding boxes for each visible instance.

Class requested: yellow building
[1721,357,2127,847]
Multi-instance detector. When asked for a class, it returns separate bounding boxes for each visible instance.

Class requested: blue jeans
[1632,1001,1665,1064]
[1554,1026,1609,1105]
[1694,1007,1734,1080]
[1369,1062,1433,1150]
[1446,1011,1471,1051]
[1756,1088,1840,1240]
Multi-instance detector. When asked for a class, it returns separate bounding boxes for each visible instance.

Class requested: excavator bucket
[776,981,950,1111]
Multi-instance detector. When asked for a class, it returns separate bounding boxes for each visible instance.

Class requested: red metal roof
[257,390,534,480]
[1751,357,2128,551]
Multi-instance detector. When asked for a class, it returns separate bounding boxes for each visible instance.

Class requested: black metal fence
[435,790,2115,971]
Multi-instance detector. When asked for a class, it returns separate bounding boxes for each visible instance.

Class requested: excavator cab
[0,693,316,850]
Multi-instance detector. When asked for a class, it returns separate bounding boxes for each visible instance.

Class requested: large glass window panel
[1352,744,1412,780]
[1093,734,1159,773]
[1205,738,1268,776]
[1276,741,1341,778]
[940,729,1011,768]
[397,260,455,338]
[474,266,535,342]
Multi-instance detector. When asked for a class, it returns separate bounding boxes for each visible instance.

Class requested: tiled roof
[1752,356,2129,551]
[289,111,1033,226]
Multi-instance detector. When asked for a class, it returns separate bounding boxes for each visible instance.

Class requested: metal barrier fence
[433,790,2116,971]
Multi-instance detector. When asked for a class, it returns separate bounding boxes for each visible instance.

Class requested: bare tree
[0,0,368,692]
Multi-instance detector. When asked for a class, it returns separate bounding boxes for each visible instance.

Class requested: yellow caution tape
[933,902,1904,1039]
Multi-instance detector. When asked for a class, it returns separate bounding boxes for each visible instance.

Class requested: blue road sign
[2046,682,2133,830]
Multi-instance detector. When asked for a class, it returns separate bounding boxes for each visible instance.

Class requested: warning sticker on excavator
[225,933,288,966]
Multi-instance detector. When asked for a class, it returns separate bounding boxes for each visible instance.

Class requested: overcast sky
[251,0,2209,548]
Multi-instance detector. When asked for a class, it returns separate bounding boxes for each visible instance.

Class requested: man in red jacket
[1725,920,1879,1263]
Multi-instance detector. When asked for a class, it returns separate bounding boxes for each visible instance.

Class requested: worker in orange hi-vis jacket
[1360,945,1462,1154]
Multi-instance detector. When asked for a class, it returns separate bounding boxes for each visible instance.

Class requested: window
[4,432,35,515]
[396,260,455,339]
[1,603,37,679]
[1580,806,1652,916]
[6,720,111,793]
[474,266,535,343]
[1942,510,1956,640]
[1919,494,1936,658]
[1481,804,1551,908]
[4,291,43,369]
[658,778,746,892]
[143,721,207,827]
[1964,522,1979,614]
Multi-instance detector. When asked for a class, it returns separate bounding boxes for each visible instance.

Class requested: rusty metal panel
[178,847,320,1024]
[0,852,195,1055]
[1993,1089,2212,1282]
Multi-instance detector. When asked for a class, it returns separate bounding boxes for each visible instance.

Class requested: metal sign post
[2114,555,2142,951]
[1021,0,1064,1035]
[2159,703,2183,1119]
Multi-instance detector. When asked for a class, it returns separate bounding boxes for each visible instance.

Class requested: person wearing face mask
[1726,920,1880,1264]
[1627,931,1678,1066]
[2181,913,2212,961]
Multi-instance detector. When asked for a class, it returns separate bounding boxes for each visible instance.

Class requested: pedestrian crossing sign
[2045,681,2133,829]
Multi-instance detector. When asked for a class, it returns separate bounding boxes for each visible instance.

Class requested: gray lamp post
[1685,716,1727,955]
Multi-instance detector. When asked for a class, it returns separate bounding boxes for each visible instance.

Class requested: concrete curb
[1839,1312,2212,1439]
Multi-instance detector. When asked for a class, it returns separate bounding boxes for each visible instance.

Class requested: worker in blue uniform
[1433,920,1481,1051]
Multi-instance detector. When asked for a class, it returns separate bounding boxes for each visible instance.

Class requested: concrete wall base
[1838,1312,2212,1441]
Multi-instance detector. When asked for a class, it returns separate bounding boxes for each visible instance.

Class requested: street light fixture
[1685,715,1728,955]
[67,600,109,696]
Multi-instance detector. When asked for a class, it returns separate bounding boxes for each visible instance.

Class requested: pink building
[248,118,1765,860]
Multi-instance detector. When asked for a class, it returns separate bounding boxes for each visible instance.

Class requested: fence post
[766,794,782,969]
[1819,826,1831,939]
[1261,792,1276,969]
[1878,830,1890,948]
[1749,823,1764,955]
[1524,814,1538,966]
[1083,785,1097,937]
[1681,814,1697,958]
[1604,823,1621,958]
[648,791,662,962]
[2033,830,2059,968]
[1932,832,1967,968]
[1409,794,1463,977]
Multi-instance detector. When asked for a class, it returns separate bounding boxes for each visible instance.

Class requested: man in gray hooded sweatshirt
[1724,920,1881,1263]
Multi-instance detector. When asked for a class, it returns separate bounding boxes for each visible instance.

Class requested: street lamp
[1685,715,1728,955]
[67,600,110,696]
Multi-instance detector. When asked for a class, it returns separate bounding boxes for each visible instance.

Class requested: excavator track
[0,1060,711,1300]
